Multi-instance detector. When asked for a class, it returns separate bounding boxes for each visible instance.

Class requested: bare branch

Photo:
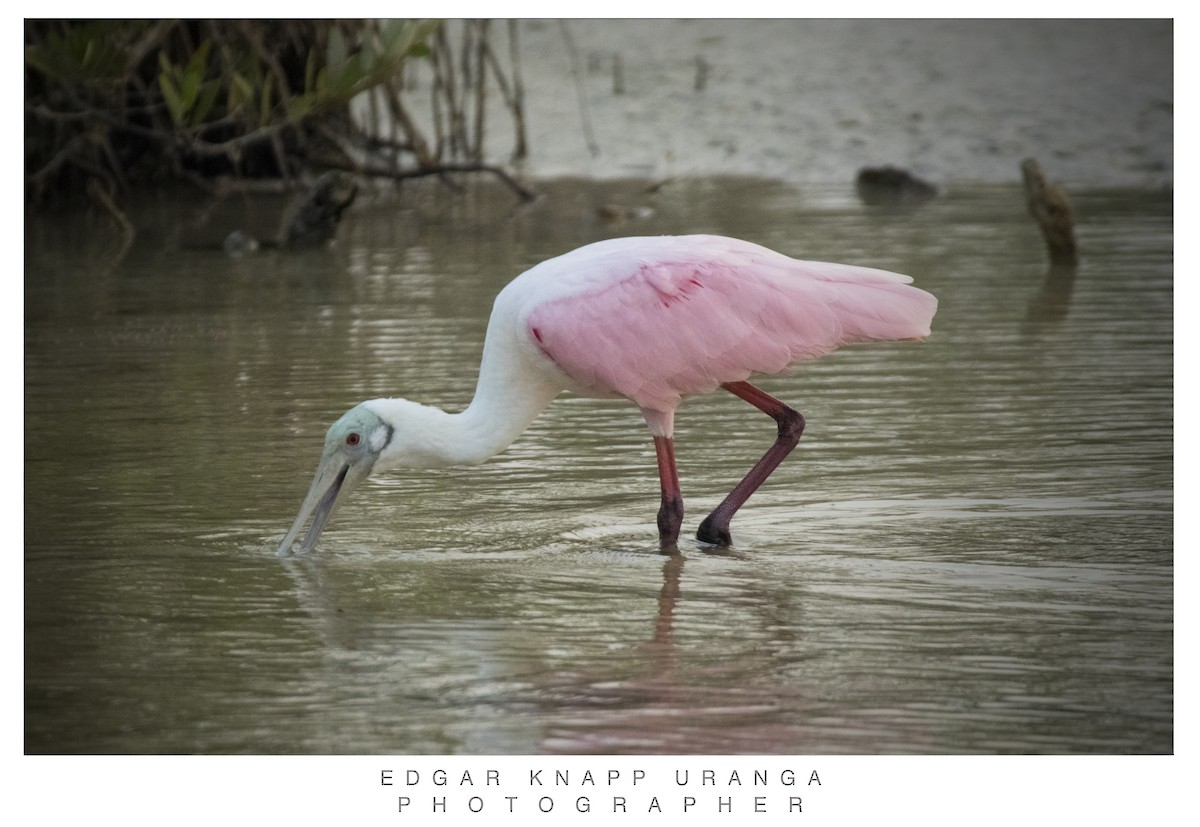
[313,153,537,202]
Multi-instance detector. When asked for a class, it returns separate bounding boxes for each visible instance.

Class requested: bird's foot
[657,495,684,548]
[695,516,732,547]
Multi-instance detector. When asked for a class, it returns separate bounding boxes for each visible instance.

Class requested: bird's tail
[806,262,939,345]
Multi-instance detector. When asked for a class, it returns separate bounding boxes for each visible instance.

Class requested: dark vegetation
[25,19,534,222]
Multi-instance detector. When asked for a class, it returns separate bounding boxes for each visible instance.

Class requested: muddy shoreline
[455,19,1172,190]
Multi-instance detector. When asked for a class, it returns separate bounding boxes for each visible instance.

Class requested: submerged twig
[86,177,136,266]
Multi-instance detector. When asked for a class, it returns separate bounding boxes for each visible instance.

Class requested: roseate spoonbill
[278,234,937,554]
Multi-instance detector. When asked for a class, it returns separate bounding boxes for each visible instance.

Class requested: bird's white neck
[363,372,561,470]
[362,283,569,470]
[361,392,539,469]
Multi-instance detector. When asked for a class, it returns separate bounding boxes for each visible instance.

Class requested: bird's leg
[697,381,806,546]
[653,435,685,546]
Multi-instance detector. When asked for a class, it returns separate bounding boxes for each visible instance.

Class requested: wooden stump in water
[214,172,359,256]
[281,172,359,249]
[855,165,938,207]
[1021,158,1078,267]
[1021,158,1079,322]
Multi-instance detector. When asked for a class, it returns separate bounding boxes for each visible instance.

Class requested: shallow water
[24,178,1171,754]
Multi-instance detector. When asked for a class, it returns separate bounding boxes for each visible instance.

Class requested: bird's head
[277,403,394,555]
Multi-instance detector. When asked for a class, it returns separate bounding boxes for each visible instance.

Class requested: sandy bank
[462,19,1172,189]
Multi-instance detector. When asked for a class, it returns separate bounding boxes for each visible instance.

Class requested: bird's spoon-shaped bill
[277,453,372,555]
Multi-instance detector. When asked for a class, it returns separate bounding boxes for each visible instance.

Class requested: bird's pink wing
[525,244,936,412]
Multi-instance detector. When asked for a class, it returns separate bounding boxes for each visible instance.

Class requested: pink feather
[520,235,937,412]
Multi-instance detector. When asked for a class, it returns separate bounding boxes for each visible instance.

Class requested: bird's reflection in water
[652,551,685,650]
[279,554,359,651]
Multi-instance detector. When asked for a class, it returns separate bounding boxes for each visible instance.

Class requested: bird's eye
[345,432,361,446]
